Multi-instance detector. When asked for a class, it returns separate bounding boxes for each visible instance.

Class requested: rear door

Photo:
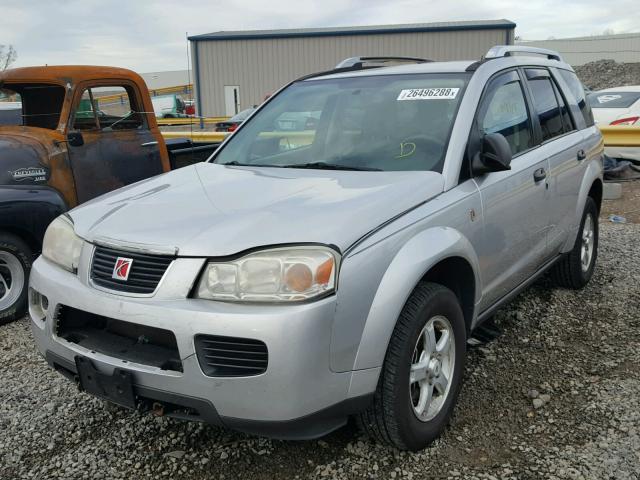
[472,70,551,311]
[523,68,585,258]
[67,83,164,204]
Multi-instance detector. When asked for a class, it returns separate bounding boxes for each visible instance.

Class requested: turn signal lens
[316,258,335,285]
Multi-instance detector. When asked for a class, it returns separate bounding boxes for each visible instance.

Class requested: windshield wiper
[221,161,284,168]
[282,162,382,171]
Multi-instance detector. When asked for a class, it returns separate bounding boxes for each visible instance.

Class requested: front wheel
[357,282,466,451]
[0,233,33,325]
[551,197,598,289]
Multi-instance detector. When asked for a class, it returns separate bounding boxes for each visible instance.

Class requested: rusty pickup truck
[0,66,217,323]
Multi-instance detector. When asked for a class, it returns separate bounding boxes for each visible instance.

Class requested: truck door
[66,84,165,204]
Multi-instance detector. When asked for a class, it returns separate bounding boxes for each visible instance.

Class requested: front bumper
[29,253,377,438]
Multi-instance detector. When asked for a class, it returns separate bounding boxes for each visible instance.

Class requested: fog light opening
[29,288,48,320]
[40,294,49,314]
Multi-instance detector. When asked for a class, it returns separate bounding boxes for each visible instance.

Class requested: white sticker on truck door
[397,88,460,101]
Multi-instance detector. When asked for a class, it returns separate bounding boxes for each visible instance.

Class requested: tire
[0,233,33,326]
[551,197,598,289]
[357,282,467,451]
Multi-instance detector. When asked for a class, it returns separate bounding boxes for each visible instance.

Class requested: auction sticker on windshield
[397,88,460,101]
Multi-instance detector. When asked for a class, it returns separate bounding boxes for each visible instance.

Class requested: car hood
[70,162,444,256]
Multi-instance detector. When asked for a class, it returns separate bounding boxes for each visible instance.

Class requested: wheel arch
[351,227,481,373]
[588,178,603,213]
[561,163,604,252]
[0,226,41,256]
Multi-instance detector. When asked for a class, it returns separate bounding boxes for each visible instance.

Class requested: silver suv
[29,46,603,451]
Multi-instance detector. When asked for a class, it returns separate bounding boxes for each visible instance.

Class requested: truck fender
[0,185,68,250]
[561,158,603,253]
[351,226,481,373]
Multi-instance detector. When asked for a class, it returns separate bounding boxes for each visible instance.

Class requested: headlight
[194,246,339,302]
[42,215,83,273]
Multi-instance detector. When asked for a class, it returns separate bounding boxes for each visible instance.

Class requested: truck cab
[0,66,173,322]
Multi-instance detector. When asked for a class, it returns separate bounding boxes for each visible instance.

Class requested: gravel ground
[1,222,639,480]
[574,59,640,90]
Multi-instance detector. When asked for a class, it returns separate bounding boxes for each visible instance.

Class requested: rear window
[0,83,65,129]
[589,92,640,109]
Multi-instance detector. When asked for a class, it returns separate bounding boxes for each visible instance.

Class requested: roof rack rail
[334,56,432,69]
[296,56,432,82]
[484,45,563,62]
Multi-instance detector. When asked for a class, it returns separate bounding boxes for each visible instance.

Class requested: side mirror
[472,133,512,176]
[67,131,84,147]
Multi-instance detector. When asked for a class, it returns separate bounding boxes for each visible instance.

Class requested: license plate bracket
[75,356,136,409]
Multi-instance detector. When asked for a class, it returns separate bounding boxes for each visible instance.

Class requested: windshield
[213,73,469,172]
[0,83,65,129]
[589,91,640,109]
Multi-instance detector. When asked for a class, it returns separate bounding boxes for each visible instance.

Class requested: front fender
[337,226,480,376]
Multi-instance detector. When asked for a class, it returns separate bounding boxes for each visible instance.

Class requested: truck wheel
[551,197,598,289]
[357,282,466,451]
[0,233,32,325]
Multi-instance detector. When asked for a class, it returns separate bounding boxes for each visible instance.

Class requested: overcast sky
[2,0,638,73]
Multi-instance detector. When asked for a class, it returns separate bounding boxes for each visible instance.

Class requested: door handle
[577,149,587,161]
[533,168,547,182]
[141,141,158,147]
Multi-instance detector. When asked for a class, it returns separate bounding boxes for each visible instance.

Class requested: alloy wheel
[409,315,456,422]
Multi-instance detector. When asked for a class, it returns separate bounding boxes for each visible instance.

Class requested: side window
[558,69,595,128]
[72,89,99,130]
[73,85,144,131]
[552,80,574,133]
[525,69,565,142]
[479,71,533,157]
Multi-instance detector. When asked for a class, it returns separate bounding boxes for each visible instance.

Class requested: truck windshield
[213,73,469,172]
[0,83,65,129]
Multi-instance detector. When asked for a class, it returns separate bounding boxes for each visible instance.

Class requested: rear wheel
[357,282,466,451]
[0,233,32,325]
[551,197,598,289]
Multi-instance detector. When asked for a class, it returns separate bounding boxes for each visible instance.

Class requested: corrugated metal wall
[192,28,512,117]
[520,33,640,67]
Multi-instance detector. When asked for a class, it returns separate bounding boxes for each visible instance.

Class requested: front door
[472,70,550,311]
[66,84,164,204]
[224,86,240,116]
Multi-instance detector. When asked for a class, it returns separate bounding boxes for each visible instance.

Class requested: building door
[224,86,240,116]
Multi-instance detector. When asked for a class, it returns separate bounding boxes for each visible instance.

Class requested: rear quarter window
[558,70,595,128]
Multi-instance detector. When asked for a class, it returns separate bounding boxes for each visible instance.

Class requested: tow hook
[151,402,165,417]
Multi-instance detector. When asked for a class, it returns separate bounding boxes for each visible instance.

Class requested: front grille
[90,246,174,294]
[195,335,268,377]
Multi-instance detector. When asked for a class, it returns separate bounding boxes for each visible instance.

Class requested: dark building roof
[189,20,516,42]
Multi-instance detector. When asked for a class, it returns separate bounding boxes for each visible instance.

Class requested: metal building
[189,20,516,117]
[519,32,640,66]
